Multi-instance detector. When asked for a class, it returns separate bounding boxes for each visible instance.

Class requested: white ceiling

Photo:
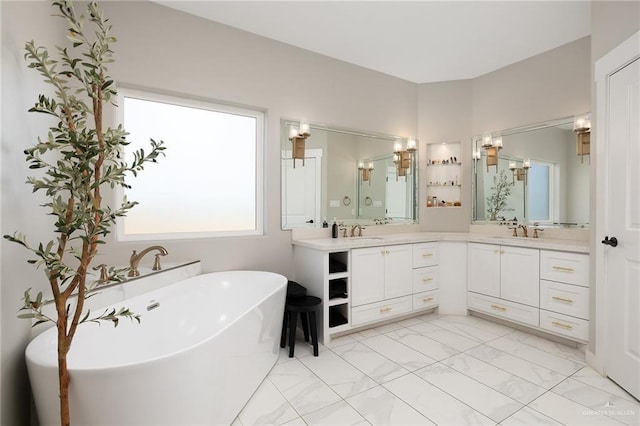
[154,1,591,84]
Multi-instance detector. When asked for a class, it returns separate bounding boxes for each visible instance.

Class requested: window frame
[114,87,265,241]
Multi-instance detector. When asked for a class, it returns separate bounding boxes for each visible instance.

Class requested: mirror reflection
[472,116,590,226]
[281,119,418,229]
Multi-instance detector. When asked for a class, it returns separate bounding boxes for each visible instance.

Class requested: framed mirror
[472,116,590,227]
[281,119,418,229]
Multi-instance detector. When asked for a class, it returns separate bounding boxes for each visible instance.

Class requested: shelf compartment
[328,251,348,274]
[329,278,348,300]
[328,303,349,328]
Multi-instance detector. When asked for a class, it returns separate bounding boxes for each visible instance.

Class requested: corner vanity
[292,233,589,345]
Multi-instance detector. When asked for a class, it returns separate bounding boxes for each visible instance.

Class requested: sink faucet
[128,246,168,277]
[350,224,363,237]
[518,224,529,238]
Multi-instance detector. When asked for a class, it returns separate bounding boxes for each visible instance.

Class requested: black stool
[283,295,322,357]
[280,281,307,348]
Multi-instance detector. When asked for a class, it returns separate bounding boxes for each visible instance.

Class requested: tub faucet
[128,246,168,277]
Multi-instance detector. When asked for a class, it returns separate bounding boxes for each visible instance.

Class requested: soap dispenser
[331,218,338,238]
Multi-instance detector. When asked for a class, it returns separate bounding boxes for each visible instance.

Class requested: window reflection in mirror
[472,117,590,226]
[281,119,418,229]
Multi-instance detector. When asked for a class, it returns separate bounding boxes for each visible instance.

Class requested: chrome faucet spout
[128,245,168,277]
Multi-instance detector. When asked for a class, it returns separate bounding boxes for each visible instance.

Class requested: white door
[604,56,640,400]
[282,149,322,227]
[386,166,407,218]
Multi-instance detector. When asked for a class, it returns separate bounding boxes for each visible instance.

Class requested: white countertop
[292,232,589,254]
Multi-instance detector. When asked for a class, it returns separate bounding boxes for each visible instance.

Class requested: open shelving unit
[426,142,462,208]
[327,251,350,330]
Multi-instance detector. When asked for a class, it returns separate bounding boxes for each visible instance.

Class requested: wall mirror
[281,119,418,229]
[472,116,590,227]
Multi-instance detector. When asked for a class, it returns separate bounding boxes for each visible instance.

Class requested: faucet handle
[532,224,544,238]
[92,264,110,284]
[507,226,518,237]
[152,254,163,271]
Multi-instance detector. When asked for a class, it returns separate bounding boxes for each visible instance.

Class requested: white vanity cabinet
[468,243,540,306]
[468,243,590,342]
[351,245,413,325]
[467,243,540,327]
[351,245,413,305]
[412,242,439,311]
[539,250,590,341]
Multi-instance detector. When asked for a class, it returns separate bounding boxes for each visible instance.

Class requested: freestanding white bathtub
[26,270,287,426]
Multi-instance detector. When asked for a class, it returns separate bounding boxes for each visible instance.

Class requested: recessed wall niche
[426,142,462,208]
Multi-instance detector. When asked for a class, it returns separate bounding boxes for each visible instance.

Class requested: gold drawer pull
[380,307,392,313]
[552,321,573,330]
[491,304,507,312]
[552,266,574,273]
[552,296,574,304]
[422,297,434,302]
[422,277,433,282]
[422,253,433,257]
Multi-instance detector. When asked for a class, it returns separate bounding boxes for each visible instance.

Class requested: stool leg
[300,313,310,342]
[309,311,319,356]
[288,311,298,358]
[280,311,288,348]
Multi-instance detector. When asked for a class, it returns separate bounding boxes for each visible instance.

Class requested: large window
[116,88,264,240]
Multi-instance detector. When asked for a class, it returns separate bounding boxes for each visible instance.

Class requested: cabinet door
[500,246,540,307]
[351,247,385,306]
[384,245,413,299]
[468,243,500,297]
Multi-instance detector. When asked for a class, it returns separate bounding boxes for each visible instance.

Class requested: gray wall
[417,37,591,231]
[1,2,416,424]
[418,80,473,231]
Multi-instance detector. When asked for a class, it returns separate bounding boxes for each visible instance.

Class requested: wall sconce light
[358,162,374,185]
[288,121,311,168]
[508,158,531,184]
[481,133,503,172]
[573,113,591,164]
[393,137,417,180]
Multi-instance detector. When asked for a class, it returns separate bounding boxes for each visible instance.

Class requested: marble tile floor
[233,313,639,426]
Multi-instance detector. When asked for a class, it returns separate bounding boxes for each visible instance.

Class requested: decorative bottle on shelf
[331,218,338,238]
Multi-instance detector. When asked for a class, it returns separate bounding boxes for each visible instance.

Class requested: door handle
[601,236,618,247]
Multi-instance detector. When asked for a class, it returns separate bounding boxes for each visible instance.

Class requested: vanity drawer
[413,243,439,268]
[468,292,539,327]
[413,290,439,311]
[540,309,589,341]
[351,296,412,326]
[412,266,438,293]
[540,280,589,320]
[540,251,589,287]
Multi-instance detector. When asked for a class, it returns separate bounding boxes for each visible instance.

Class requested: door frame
[591,30,640,373]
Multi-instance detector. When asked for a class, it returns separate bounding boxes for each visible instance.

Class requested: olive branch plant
[3,1,165,425]
[486,169,513,221]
